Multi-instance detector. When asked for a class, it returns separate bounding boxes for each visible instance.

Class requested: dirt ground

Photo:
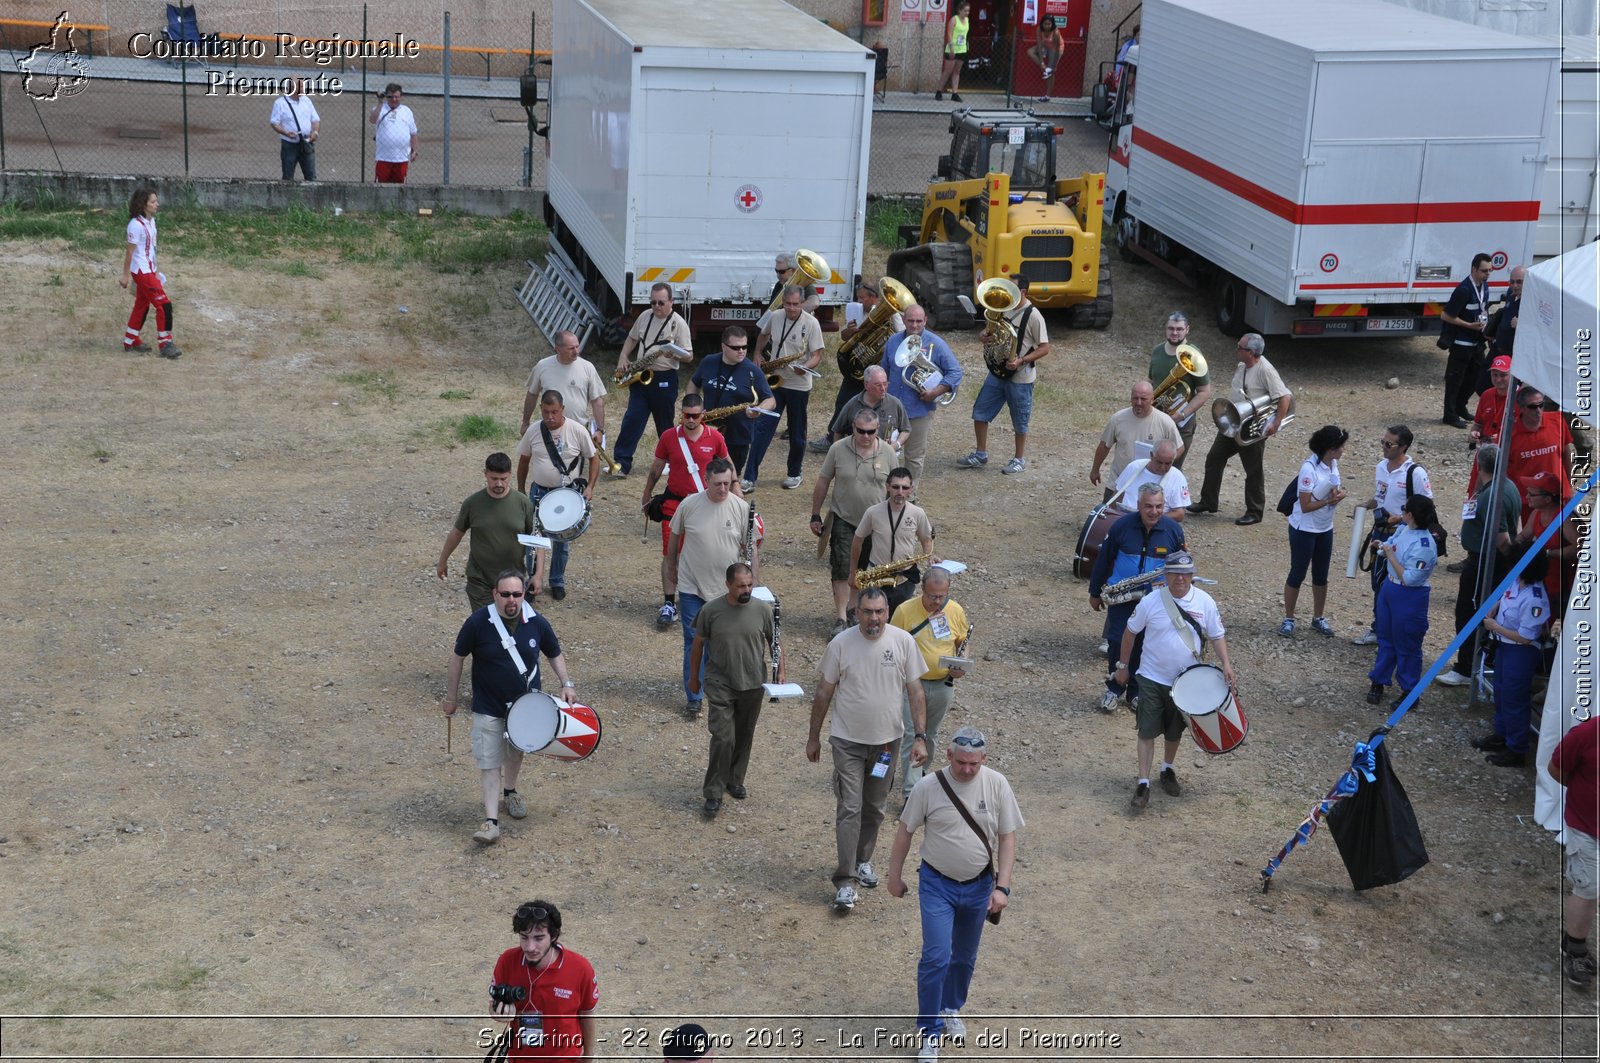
[1,224,1595,1062]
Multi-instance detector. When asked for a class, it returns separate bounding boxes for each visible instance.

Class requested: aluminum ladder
[513,242,603,352]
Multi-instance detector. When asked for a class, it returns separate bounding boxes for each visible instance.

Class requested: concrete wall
[0,170,536,217]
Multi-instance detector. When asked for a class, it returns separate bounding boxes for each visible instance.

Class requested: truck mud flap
[513,242,604,352]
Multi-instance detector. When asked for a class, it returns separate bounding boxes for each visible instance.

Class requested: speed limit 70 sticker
[1319,253,1339,273]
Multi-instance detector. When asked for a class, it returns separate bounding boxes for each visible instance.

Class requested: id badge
[518,1011,545,1047]
[870,747,892,779]
[929,614,952,640]
[1461,499,1478,521]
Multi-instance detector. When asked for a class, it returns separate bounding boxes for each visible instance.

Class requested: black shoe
[727,784,748,800]
[1159,767,1181,797]
[1130,782,1150,810]
[1446,560,1466,573]
[1456,408,1475,422]
[1486,749,1528,768]
[703,797,723,816]
[934,91,944,100]
[1187,503,1217,515]
[550,585,567,601]
[1235,513,1262,526]
[158,343,183,359]
[1365,682,1384,705]
[950,93,963,102]
[1442,417,1468,429]
[1471,733,1507,751]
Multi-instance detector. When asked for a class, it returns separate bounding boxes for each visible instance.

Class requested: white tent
[1522,238,1600,838]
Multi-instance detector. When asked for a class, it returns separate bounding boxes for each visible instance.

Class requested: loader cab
[937,110,1060,201]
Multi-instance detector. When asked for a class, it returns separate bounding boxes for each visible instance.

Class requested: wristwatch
[995,885,1011,896]
[914,732,928,742]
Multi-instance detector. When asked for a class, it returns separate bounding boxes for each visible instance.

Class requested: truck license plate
[710,308,761,321]
[1366,318,1415,332]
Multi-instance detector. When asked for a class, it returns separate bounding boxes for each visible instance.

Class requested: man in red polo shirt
[1505,385,1574,520]
[1470,356,1513,449]
[1550,715,1600,988]
[490,900,599,1059]
[640,393,737,629]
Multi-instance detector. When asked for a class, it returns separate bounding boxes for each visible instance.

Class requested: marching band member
[1192,333,1292,526]
[890,566,969,795]
[1146,311,1210,467]
[641,393,733,630]
[959,275,1049,476]
[522,329,607,447]
[1091,381,1182,502]
[689,561,783,816]
[811,410,897,635]
[816,282,907,448]
[668,459,761,718]
[828,365,909,452]
[882,306,962,487]
[850,467,937,617]
[515,390,598,603]
[747,285,825,492]
[613,282,694,476]
[1117,551,1232,810]
[437,451,540,610]
[1088,484,1186,714]
[1110,440,1190,519]
[688,327,776,478]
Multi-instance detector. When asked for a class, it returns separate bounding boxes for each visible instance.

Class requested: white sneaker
[1352,628,1379,646]
[833,884,859,910]
[918,1033,940,1062]
[1097,689,1120,714]
[1436,670,1471,687]
[781,475,803,489]
[740,479,756,493]
[472,819,500,845]
[941,1010,967,1042]
[856,861,880,888]
[1098,639,1109,654]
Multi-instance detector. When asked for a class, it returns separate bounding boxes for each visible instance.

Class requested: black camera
[489,983,526,1007]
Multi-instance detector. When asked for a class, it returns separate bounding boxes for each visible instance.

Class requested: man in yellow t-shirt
[890,567,970,794]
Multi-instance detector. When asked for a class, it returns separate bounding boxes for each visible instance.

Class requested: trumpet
[837,276,915,380]
[894,334,956,407]
[766,249,830,313]
[976,277,1021,379]
[1212,393,1296,447]
[1153,343,1207,419]
[857,552,933,589]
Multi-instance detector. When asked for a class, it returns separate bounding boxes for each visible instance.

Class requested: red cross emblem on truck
[735,184,763,213]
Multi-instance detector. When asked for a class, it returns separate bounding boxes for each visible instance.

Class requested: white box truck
[526,0,875,348]
[1102,0,1561,338]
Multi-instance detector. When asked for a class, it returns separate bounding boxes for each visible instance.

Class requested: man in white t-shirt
[807,587,928,912]
[1110,440,1190,519]
[515,391,598,603]
[886,725,1022,1063]
[1117,552,1232,810]
[523,330,608,448]
[669,459,760,717]
[1353,424,1434,647]
[368,83,418,183]
[1091,381,1182,501]
[268,78,320,181]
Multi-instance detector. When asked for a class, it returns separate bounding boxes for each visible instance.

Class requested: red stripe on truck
[1130,128,1539,225]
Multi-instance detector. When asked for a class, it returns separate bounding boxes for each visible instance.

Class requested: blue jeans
[1493,641,1541,753]
[679,592,707,704]
[279,138,315,180]
[1370,581,1429,694]
[916,862,992,1035]
[1102,602,1142,701]
[614,374,678,469]
[745,387,810,482]
[526,484,570,588]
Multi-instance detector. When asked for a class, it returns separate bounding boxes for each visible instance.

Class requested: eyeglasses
[497,590,525,599]
[651,299,669,306]
[951,734,986,749]
[774,268,787,275]
[725,344,747,351]
[1380,441,1400,449]
[1509,279,1524,285]
[1521,402,1543,409]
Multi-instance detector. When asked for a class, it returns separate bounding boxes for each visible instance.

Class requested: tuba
[1212,393,1296,447]
[976,278,1021,379]
[836,277,915,380]
[1152,343,1208,418]
[895,333,956,406]
[766,249,830,314]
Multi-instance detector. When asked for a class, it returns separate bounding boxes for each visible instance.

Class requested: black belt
[922,860,992,886]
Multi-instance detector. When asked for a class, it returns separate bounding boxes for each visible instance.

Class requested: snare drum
[505,691,603,761]
[1073,506,1121,579]
[1169,663,1249,754]
[538,487,592,542]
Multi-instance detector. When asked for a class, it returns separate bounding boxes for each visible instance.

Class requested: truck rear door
[1296,141,1425,303]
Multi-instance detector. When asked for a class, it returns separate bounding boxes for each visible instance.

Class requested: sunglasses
[726,344,747,351]
[854,427,876,435]
[651,299,669,306]
[682,411,702,419]
[497,590,525,599]
[951,734,986,749]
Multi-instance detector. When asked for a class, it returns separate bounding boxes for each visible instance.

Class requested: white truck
[521,0,875,349]
[1102,0,1561,338]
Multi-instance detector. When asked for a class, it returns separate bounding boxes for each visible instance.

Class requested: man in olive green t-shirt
[436,452,540,609]
[690,562,783,816]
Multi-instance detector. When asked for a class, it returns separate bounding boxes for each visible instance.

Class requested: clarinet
[769,593,782,703]
[945,620,974,688]
[744,500,758,568]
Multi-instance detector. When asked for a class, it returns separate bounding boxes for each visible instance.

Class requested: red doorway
[1009,0,1089,99]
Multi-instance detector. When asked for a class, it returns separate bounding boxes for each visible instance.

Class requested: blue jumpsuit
[1368,526,1437,696]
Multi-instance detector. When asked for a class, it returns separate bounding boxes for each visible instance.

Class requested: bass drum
[1072,506,1120,579]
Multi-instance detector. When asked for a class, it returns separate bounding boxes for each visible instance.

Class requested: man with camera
[488,899,599,1060]
[269,77,320,182]
[367,82,418,183]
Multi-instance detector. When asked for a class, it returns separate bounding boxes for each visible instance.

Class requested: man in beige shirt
[1090,380,1183,502]
[807,587,928,913]
[850,467,937,616]
[669,459,760,717]
[614,282,694,475]
[1192,333,1293,525]
[746,285,826,491]
[522,329,608,446]
[515,390,599,602]
[886,725,1021,1062]
[810,410,897,634]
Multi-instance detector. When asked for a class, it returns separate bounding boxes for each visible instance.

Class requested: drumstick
[447,714,453,754]
[642,510,650,545]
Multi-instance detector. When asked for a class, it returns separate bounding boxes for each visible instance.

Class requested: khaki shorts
[471,712,518,770]
[829,517,858,582]
[1568,827,1600,900]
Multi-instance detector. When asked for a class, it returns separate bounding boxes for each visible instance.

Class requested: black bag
[1435,320,1453,351]
[1275,476,1298,517]
[645,490,680,523]
[1326,737,1429,891]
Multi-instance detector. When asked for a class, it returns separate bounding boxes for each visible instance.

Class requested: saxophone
[762,348,814,388]
[1101,568,1165,606]
[976,277,1021,380]
[701,400,756,424]
[857,552,934,589]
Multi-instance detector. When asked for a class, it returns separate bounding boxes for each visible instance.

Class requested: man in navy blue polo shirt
[1087,483,1186,714]
[689,327,776,479]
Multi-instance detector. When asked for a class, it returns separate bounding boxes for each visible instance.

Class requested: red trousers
[124,272,172,347]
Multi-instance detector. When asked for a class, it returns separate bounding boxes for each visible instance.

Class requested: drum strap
[488,606,538,695]
[1157,587,1206,661]
[539,422,582,486]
